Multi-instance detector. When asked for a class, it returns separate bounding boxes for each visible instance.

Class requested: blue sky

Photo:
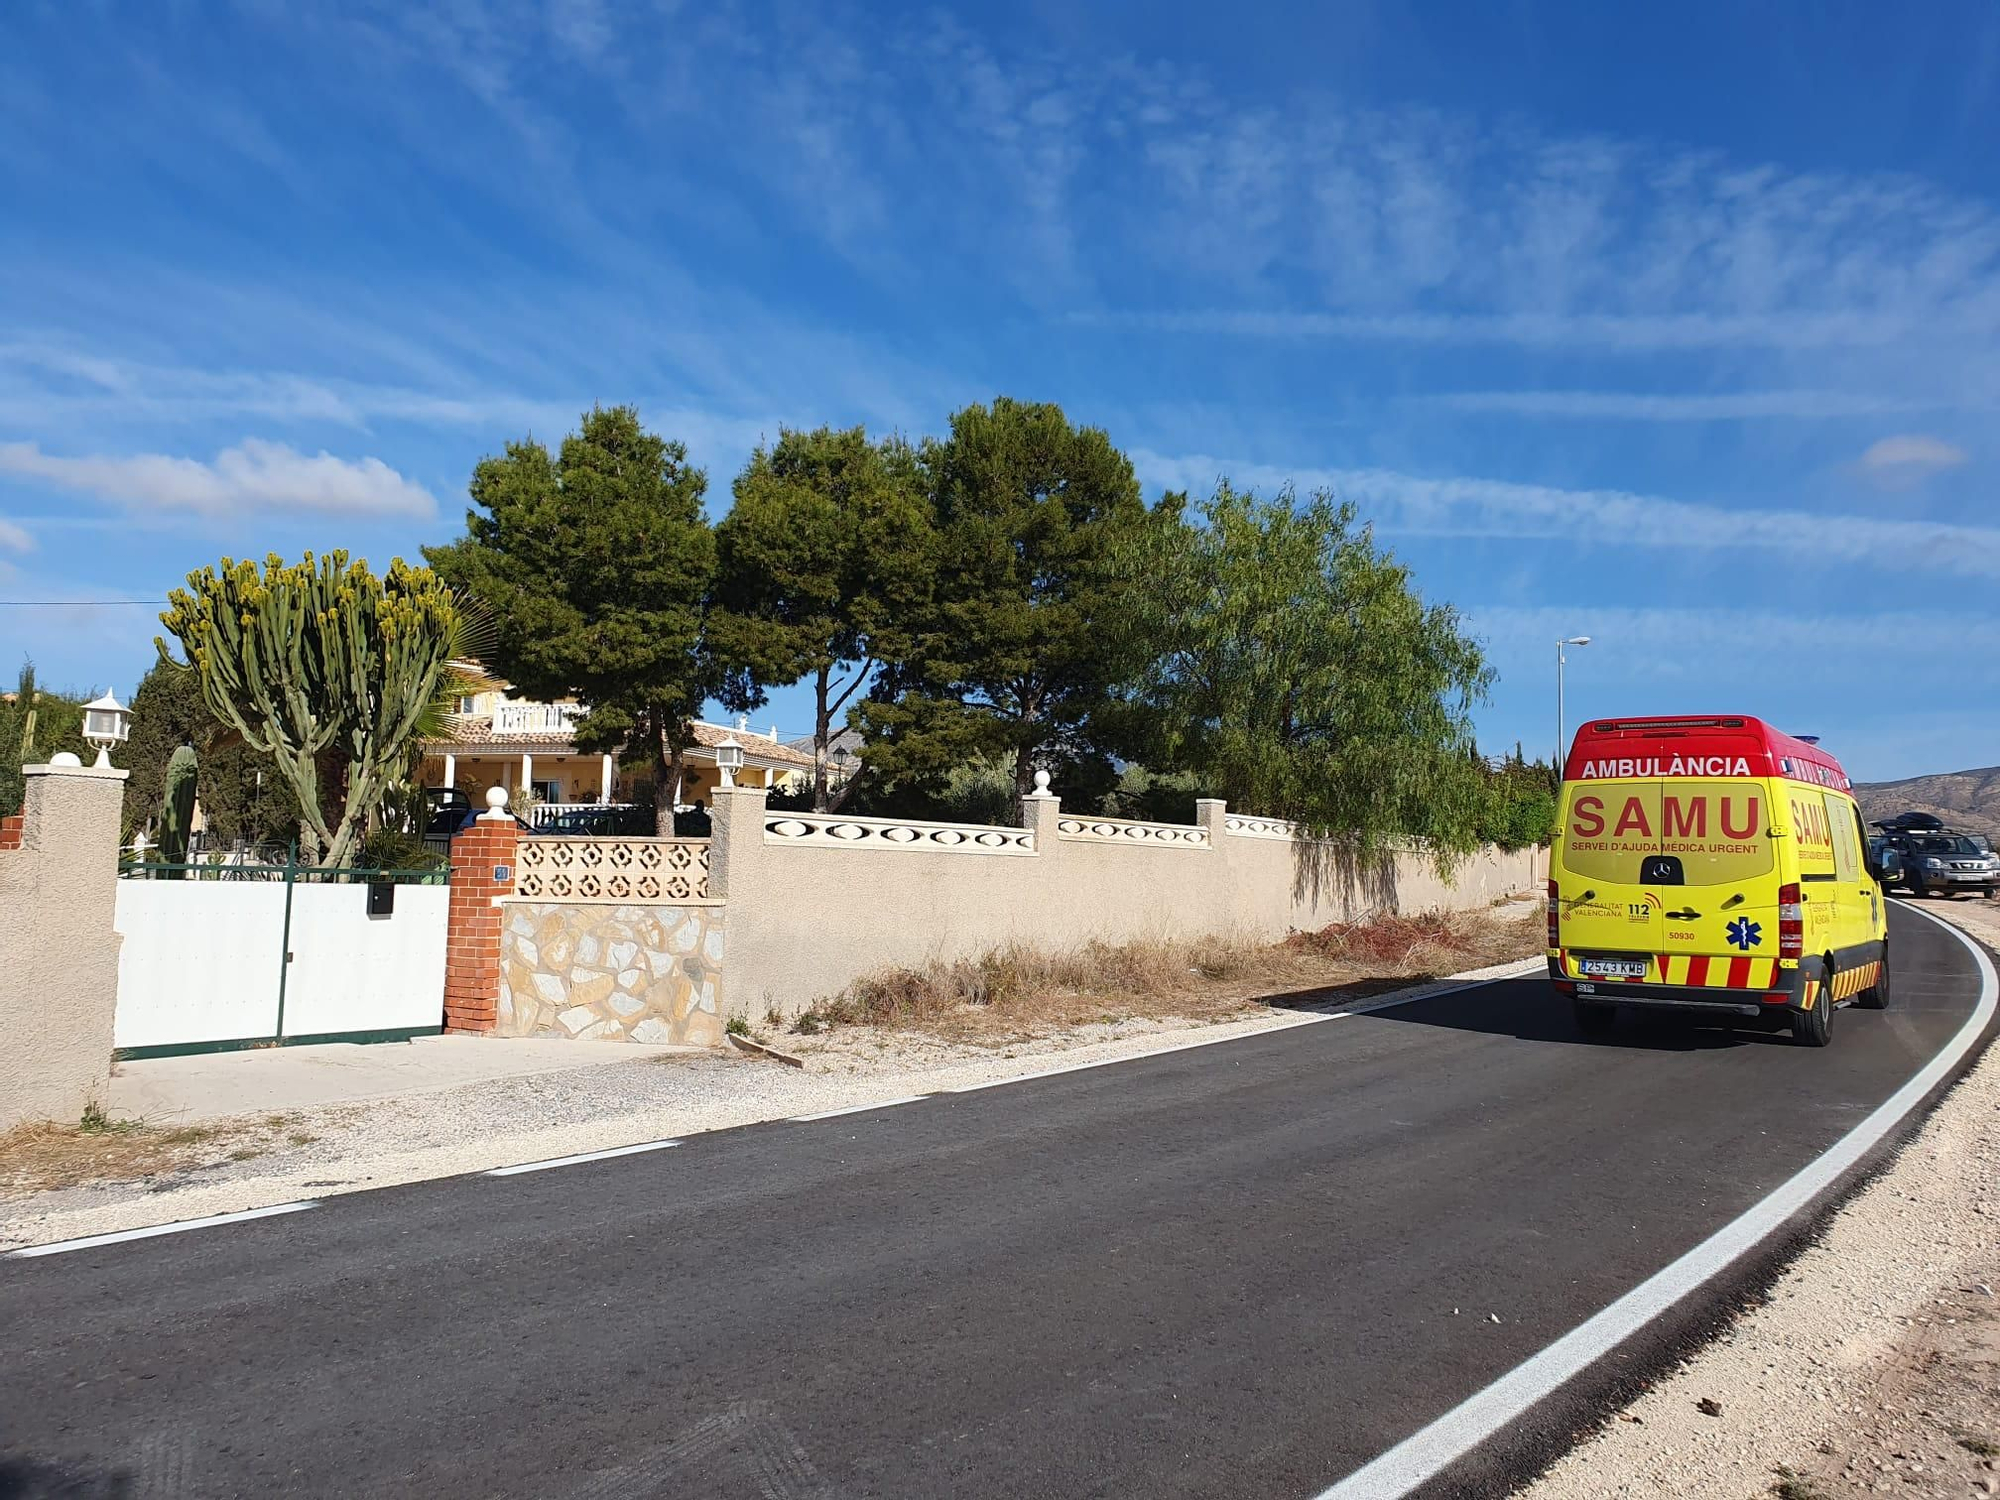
[2,0,1997,782]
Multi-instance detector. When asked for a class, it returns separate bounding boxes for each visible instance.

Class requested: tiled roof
[787,726,864,758]
[429,716,579,750]
[691,721,818,768]
[424,714,820,768]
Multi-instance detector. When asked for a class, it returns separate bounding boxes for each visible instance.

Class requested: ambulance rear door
[1557,780,1664,978]
[1655,778,1784,986]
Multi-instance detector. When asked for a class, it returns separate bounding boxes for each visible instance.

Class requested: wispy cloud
[0,516,31,551]
[1133,450,2000,579]
[0,439,435,518]
[1078,308,1941,351]
[0,343,577,433]
[1420,389,1959,421]
[1468,604,2000,672]
[1853,433,1971,489]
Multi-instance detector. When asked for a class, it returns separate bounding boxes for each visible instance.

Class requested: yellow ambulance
[1548,715,1890,1046]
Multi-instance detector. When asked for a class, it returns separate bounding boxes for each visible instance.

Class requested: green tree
[425,405,742,836]
[1476,745,1558,851]
[0,662,90,817]
[156,551,462,867]
[121,659,298,849]
[858,397,1156,821]
[714,426,933,811]
[1131,481,1492,860]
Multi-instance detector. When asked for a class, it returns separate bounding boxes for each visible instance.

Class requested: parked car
[1897,831,1999,899]
[533,804,658,837]
[1871,815,1999,898]
[423,787,473,839]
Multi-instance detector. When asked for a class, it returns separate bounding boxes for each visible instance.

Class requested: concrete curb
[726,1033,806,1068]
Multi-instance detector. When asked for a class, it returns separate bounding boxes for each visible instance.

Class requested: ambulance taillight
[1778,882,1804,959]
[1547,879,1560,947]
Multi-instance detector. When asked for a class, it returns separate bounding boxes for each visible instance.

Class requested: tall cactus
[159,744,198,873]
[156,551,461,869]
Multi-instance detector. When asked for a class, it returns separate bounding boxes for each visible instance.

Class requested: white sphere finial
[481,785,510,820]
[1032,768,1051,795]
[50,751,83,768]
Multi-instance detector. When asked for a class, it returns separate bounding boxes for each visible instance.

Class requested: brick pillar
[443,810,520,1034]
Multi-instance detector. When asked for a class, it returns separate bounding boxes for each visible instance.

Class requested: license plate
[1578,956,1649,979]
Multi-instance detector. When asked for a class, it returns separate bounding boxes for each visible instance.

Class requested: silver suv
[1897,831,2000,899]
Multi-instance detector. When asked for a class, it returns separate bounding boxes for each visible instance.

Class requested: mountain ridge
[1854,765,2000,841]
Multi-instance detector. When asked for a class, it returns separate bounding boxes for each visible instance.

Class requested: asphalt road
[1,903,1990,1500]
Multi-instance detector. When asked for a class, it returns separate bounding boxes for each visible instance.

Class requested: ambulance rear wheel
[1856,950,1891,1010]
[1573,1000,1616,1035]
[1791,989,1833,1047]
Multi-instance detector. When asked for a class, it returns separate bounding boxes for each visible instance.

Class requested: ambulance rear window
[1561,780,1773,884]
[1559,783,1659,883]
[1659,780,1773,885]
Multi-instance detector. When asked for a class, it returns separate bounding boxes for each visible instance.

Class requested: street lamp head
[1560,635,1592,647]
[81,690,131,768]
[715,735,745,788]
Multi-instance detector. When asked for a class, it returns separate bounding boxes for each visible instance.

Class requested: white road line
[484,1140,680,1176]
[7,1201,318,1259]
[946,965,1543,1094]
[1316,905,1998,1500]
[790,1096,929,1122]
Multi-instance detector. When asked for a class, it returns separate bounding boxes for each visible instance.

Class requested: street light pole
[1556,636,1591,778]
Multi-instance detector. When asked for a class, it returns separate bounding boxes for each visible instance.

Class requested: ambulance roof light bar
[1589,716,1746,733]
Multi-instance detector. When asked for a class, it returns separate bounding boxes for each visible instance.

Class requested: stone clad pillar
[443,791,520,1034]
[0,760,130,1128]
[1195,798,1228,844]
[707,783,768,901]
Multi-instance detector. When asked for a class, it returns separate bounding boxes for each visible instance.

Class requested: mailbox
[367,880,395,917]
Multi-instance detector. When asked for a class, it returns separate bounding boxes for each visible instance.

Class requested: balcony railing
[490,702,585,737]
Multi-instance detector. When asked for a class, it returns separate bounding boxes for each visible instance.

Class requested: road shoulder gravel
[1514,899,2000,1500]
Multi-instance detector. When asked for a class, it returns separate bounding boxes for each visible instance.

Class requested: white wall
[114,881,447,1049]
[709,790,1548,1018]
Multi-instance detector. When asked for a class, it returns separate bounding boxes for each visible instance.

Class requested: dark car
[533,804,658,837]
[423,787,473,838]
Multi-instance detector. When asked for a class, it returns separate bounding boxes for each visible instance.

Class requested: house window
[456,695,478,715]
[532,779,562,805]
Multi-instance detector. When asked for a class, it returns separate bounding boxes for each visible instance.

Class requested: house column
[443,753,456,789]
[600,753,614,804]
[520,752,533,796]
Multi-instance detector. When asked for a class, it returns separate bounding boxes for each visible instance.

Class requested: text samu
[1568,794,1760,841]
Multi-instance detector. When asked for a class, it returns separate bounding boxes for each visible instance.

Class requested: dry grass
[0,1106,326,1196]
[795,905,1541,1043]
[0,1117,223,1195]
